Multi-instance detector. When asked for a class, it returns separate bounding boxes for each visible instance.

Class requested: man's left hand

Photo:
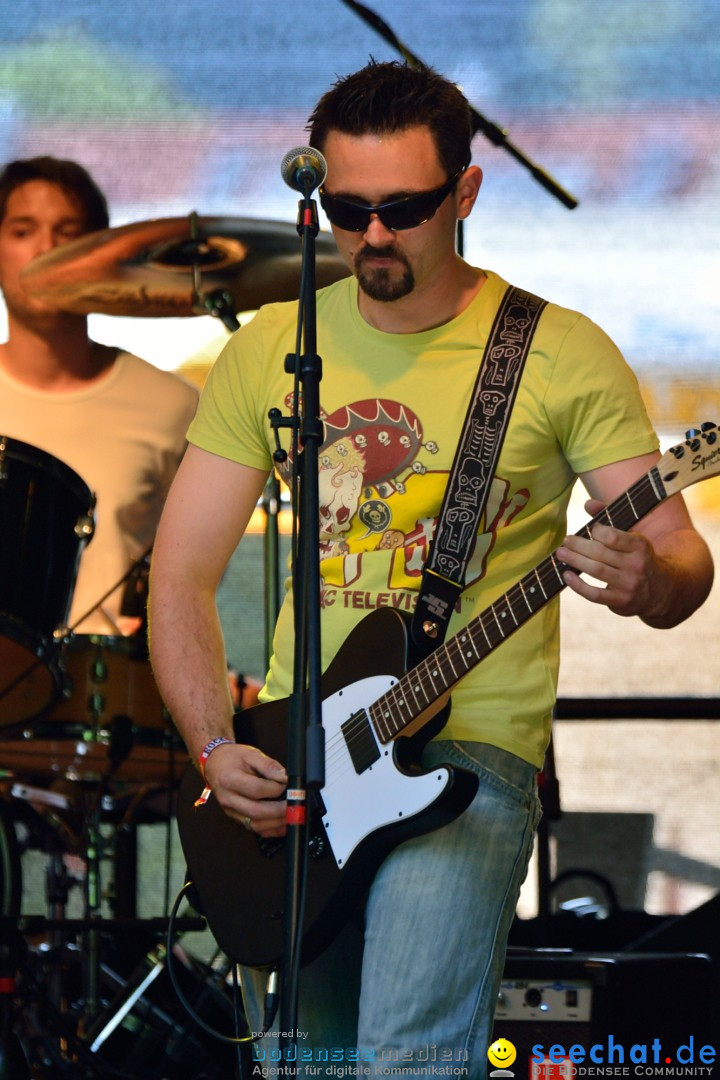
[555,497,668,619]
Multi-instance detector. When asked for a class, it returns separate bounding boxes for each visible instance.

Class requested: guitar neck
[369,463,668,743]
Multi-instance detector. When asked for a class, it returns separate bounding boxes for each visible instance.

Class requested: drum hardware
[0,917,32,1079]
[82,781,107,1019]
[4,782,82,873]
[12,918,213,1080]
[9,782,71,813]
[74,514,95,541]
[18,916,206,935]
[80,939,245,1078]
[2,802,242,1075]
[85,942,167,1053]
[2,765,183,1036]
[0,639,201,1077]
[56,541,153,645]
[14,789,82,921]
[0,722,185,790]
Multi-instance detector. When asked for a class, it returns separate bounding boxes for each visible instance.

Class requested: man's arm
[556,451,714,629]
[149,444,287,836]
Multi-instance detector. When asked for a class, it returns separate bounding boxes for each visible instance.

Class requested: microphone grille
[280,145,327,188]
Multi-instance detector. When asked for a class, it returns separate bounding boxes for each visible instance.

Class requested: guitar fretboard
[369,464,667,743]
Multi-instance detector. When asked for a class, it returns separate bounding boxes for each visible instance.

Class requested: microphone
[280,146,327,194]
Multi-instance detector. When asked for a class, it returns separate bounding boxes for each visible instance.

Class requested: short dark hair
[0,156,109,232]
[308,60,473,177]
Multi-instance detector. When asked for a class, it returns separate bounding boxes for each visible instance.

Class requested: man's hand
[556,497,671,620]
[204,742,288,838]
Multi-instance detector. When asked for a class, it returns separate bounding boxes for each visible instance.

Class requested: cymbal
[20,215,351,318]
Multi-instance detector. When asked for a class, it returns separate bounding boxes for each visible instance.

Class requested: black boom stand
[338,0,579,219]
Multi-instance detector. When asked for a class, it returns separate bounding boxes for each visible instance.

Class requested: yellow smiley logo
[488,1038,517,1069]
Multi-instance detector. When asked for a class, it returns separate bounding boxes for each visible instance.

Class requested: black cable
[164,880,252,1047]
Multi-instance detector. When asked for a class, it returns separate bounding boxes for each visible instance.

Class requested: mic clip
[269,406,296,464]
[296,199,319,239]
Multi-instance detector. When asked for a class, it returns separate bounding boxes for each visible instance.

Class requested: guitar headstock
[657,422,720,496]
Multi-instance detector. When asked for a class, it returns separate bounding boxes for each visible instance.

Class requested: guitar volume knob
[308,835,326,859]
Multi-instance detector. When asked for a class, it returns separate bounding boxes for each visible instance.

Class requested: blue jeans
[243,740,541,1078]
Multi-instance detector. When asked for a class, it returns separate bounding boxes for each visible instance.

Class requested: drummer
[0,156,198,637]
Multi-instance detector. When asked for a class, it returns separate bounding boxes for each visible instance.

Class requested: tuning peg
[685,428,701,439]
[700,422,717,444]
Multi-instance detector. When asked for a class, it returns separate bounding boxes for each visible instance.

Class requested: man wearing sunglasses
[149,61,712,1075]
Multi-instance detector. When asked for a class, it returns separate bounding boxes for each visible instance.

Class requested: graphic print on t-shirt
[278,396,527,609]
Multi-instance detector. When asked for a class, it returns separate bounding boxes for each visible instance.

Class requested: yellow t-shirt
[188,271,657,767]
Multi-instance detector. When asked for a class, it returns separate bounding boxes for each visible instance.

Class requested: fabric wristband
[198,736,235,779]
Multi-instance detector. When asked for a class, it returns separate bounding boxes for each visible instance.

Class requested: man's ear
[456,164,483,220]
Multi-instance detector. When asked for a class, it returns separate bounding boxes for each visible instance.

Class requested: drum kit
[0,215,349,1077]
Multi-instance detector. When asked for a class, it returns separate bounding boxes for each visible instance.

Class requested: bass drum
[0,437,95,726]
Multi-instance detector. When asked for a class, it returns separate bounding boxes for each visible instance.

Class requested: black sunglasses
[319,167,465,232]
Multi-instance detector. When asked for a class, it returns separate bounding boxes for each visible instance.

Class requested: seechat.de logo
[489,1038,517,1076]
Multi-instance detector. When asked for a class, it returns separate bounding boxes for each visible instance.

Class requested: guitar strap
[410,285,547,657]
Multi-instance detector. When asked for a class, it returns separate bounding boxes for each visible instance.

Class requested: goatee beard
[354,244,415,302]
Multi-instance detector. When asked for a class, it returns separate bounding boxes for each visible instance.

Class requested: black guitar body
[177,607,478,968]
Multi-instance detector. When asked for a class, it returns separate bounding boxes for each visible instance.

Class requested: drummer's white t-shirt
[0,350,197,634]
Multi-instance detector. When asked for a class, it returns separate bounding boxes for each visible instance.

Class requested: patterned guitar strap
[410,285,548,659]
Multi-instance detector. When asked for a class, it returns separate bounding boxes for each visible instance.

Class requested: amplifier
[492,950,714,1075]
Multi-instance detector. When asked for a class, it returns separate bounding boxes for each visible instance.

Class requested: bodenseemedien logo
[488,1037,517,1077]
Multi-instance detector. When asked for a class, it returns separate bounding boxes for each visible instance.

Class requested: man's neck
[357,259,487,334]
[0,316,115,390]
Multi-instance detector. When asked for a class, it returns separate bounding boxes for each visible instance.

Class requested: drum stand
[0,554,248,1076]
[0,922,32,1079]
[3,775,217,1079]
[45,827,75,1013]
[80,780,106,1023]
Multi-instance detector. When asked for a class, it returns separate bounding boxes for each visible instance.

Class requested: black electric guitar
[177,425,720,968]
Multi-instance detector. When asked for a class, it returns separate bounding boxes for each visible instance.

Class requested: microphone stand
[270,181,326,1059]
[338,0,579,220]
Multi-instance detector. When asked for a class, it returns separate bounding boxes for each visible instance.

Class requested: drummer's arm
[148,445,287,836]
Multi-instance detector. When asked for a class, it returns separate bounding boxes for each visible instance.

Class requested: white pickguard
[320,674,451,868]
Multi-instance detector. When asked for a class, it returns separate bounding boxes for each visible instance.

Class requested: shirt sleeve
[544,311,659,474]
[186,311,276,472]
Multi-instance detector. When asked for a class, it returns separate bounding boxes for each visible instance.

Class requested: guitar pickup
[341,709,381,774]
